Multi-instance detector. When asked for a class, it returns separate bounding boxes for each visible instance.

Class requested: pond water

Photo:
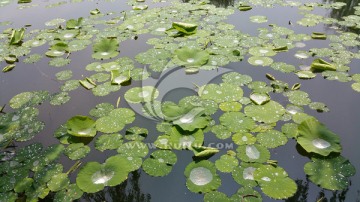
[1,0,360,201]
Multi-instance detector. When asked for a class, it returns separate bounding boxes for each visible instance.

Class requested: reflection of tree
[324,0,360,33]
[182,0,235,7]
[80,171,151,202]
[285,178,350,202]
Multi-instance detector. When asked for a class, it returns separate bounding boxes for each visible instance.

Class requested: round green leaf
[244,101,285,123]
[142,150,177,177]
[66,115,96,137]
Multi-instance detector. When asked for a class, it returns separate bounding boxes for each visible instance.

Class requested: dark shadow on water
[80,171,151,202]
[182,0,234,7]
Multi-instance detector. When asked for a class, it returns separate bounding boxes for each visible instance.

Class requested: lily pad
[250,15,268,23]
[254,165,297,199]
[256,130,288,148]
[66,115,96,137]
[215,154,238,173]
[117,141,149,158]
[125,126,148,141]
[232,162,261,187]
[64,143,90,160]
[222,72,252,86]
[304,155,355,190]
[310,58,336,72]
[284,90,311,106]
[168,127,204,150]
[76,155,132,193]
[172,22,197,35]
[199,83,243,103]
[95,108,135,133]
[55,70,72,81]
[47,173,69,192]
[248,56,273,66]
[184,160,221,193]
[174,47,209,67]
[220,112,255,132]
[232,132,256,145]
[92,38,119,60]
[9,28,25,45]
[297,118,341,156]
[236,144,270,163]
[110,70,130,85]
[50,92,71,105]
[53,184,83,202]
[142,150,177,177]
[250,93,270,105]
[124,86,159,103]
[244,101,286,123]
[95,133,123,152]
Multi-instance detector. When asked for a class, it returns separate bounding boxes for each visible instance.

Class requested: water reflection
[80,171,151,202]
[182,0,234,7]
[324,0,360,32]
[286,178,350,202]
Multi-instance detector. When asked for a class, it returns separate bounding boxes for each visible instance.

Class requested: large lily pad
[174,47,209,67]
[76,155,132,193]
[124,86,159,103]
[66,116,96,137]
[304,155,355,190]
[184,160,221,193]
[199,83,243,103]
[244,101,286,123]
[254,165,297,199]
[142,150,177,177]
[92,38,119,60]
[297,118,341,156]
[236,144,270,163]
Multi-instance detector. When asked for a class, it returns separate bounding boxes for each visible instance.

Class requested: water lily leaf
[124,86,159,103]
[66,115,96,137]
[89,73,110,83]
[230,187,262,201]
[232,132,256,145]
[248,56,273,66]
[311,32,327,40]
[2,64,15,72]
[215,154,238,173]
[76,155,131,193]
[45,42,69,57]
[50,92,70,105]
[270,62,295,73]
[250,93,270,105]
[199,83,243,103]
[45,18,66,26]
[55,70,72,81]
[142,150,177,177]
[297,118,341,156]
[309,102,329,112]
[239,5,252,11]
[222,72,252,86]
[9,28,25,45]
[281,123,299,138]
[192,146,219,158]
[95,133,123,152]
[249,47,276,57]
[61,80,80,91]
[172,22,197,35]
[92,38,119,60]
[296,70,316,79]
[220,112,255,132]
[254,165,297,199]
[204,191,230,202]
[49,58,71,67]
[14,177,33,193]
[79,78,96,90]
[310,58,336,72]
[284,90,311,106]
[304,155,355,190]
[54,184,83,202]
[173,108,210,131]
[58,30,79,40]
[91,82,120,96]
[117,141,148,158]
[174,47,209,67]
[237,144,270,163]
[9,92,33,109]
[47,173,69,192]
[64,143,90,160]
[68,39,91,52]
[232,162,261,187]
[133,5,148,10]
[219,102,242,112]
[95,108,135,133]
[184,160,221,193]
[110,70,130,85]
[322,71,351,82]
[244,101,285,123]
[211,125,232,139]
[250,15,268,23]
[256,130,288,148]
[125,126,148,141]
[168,127,204,150]
[89,103,114,118]
[351,83,360,92]
[90,8,100,15]
[154,135,172,150]
[23,54,43,64]
[4,55,18,64]
[66,17,83,29]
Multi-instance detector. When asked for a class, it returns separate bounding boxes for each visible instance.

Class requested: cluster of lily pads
[0,0,358,201]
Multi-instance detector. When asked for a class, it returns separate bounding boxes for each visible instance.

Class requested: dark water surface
[1,0,360,201]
